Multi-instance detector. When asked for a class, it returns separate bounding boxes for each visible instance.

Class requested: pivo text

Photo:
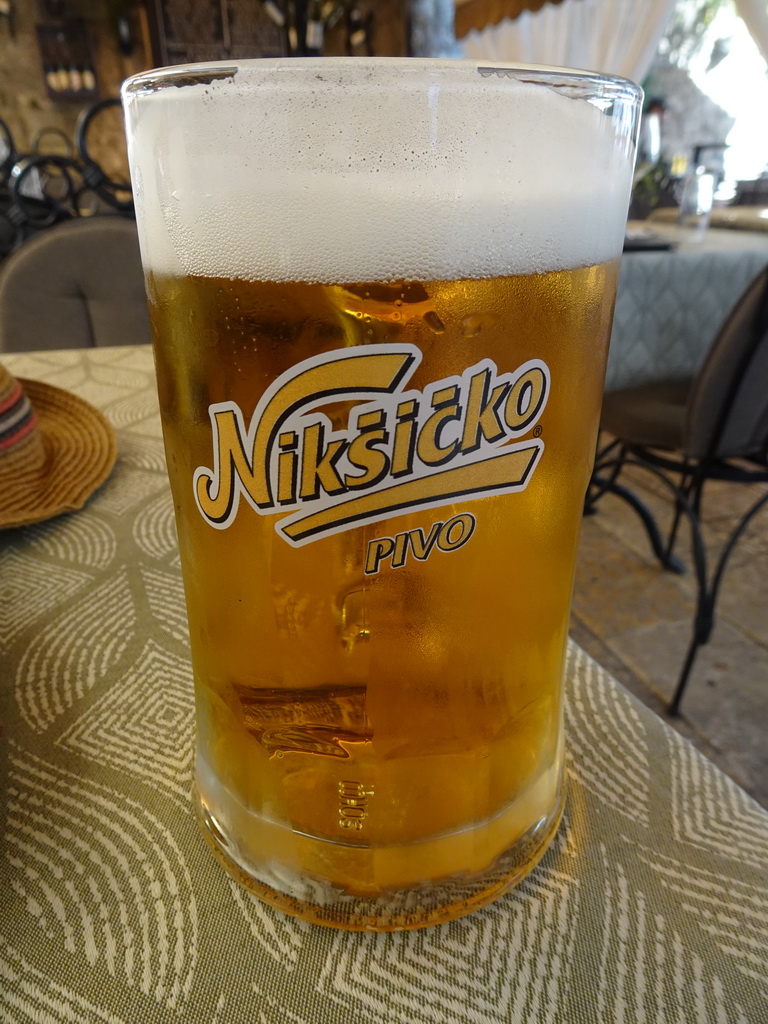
[365,512,476,575]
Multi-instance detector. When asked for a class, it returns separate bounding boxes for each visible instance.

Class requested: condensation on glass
[123,58,641,930]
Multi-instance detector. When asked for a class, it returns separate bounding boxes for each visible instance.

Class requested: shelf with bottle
[260,0,373,57]
[36,19,98,103]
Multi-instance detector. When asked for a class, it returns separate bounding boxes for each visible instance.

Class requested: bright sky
[688,4,768,187]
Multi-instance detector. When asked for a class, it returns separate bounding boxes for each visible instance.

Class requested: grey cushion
[687,268,768,460]
[602,379,691,452]
[0,218,151,352]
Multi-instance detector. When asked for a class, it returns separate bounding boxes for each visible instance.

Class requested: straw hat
[0,362,117,529]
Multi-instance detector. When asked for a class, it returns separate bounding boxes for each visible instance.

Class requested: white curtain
[733,0,768,64]
[461,0,678,86]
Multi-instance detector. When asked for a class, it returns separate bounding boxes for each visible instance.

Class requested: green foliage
[630,161,677,219]
[659,0,731,68]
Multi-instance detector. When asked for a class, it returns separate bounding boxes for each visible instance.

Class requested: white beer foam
[123,59,637,283]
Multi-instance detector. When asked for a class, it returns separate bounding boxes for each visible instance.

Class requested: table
[607,222,768,391]
[2,346,767,1023]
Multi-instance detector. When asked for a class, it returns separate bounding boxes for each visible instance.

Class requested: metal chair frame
[589,443,768,716]
[588,270,768,716]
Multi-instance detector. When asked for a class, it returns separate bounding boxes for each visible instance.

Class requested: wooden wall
[146,0,407,67]
[0,1,149,172]
[0,1,408,180]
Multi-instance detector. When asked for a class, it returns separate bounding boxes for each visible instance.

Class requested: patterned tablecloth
[607,224,768,391]
[1,346,767,1024]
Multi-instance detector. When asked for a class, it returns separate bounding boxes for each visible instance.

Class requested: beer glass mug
[123,59,640,931]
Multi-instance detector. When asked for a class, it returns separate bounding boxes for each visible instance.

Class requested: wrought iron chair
[589,265,768,715]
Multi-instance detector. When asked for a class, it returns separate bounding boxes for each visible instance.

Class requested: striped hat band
[0,362,117,529]
[0,373,40,453]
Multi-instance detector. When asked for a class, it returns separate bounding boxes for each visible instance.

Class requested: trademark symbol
[533,425,542,437]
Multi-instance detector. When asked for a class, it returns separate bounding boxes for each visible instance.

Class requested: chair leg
[584,436,623,516]
[587,451,768,716]
[663,488,686,566]
[667,475,712,716]
[591,471,686,573]
[668,486,768,716]
[668,595,713,717]
[662,464,702,566]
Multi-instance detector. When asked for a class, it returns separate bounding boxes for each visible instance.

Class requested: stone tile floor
[570,456,768,808]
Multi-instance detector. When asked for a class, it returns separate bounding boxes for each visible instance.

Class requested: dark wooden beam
[455,0,570,40]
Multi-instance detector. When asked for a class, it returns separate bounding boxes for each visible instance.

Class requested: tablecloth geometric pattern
[2,347,767,1023]
[607,247,768,391]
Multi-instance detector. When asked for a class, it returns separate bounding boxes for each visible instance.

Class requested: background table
[607,222,768,391]
[1,346,767,1023]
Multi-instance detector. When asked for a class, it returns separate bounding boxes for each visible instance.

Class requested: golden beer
[124,59,639,929]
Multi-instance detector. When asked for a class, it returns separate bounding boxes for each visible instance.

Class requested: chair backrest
[686,265,768,462]
[0,217,151,353]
